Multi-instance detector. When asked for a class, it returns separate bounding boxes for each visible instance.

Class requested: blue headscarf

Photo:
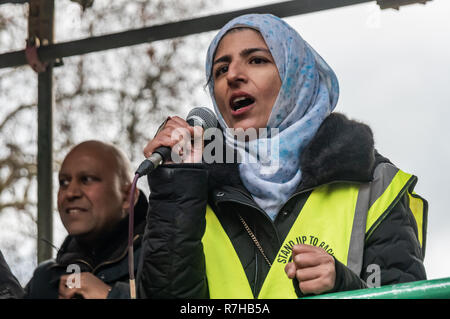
[205,14,339,220]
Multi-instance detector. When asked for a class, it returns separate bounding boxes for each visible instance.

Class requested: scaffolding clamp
[377,0,433,10]
[25,36,48,73]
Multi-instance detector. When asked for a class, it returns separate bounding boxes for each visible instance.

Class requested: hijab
[205,14,339,220]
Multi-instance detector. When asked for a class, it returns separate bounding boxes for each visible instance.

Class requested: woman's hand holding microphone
[144,116,205,164]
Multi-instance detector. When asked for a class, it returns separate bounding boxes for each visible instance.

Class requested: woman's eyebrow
[213,55,231,65]
[240,47,271,57]
[213,47,271,65]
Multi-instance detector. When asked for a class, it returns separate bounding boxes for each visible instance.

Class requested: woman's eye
[214,65,228,78]
[250,57,267,64]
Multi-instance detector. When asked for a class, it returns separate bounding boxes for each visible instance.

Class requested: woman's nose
[226,62,247,87]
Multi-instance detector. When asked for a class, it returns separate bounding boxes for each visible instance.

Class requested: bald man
[25,140,148,299]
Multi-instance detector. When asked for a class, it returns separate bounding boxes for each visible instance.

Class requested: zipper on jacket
[216,195,282,247]
[92,234,140,274]
[50,234,140,275]
[216,180,365,243]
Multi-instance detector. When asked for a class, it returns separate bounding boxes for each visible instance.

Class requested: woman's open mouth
[230,94,255,115]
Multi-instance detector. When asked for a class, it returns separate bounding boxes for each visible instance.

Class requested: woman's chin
[229,118,266,131]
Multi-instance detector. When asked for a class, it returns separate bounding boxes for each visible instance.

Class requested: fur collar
[299,112,376,189]
[207,112,380,191]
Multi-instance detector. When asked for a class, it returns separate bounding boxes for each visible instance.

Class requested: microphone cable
[127,173,139,299]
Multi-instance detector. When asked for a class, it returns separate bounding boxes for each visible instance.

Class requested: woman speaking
[137,14,427,298]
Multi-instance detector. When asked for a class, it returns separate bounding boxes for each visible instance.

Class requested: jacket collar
[207,112,382,194]
[298,112,377,189]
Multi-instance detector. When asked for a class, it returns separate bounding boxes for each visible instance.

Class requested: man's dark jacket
[137,113,427,298]
[25,191,148,299]
[0,250,24,299]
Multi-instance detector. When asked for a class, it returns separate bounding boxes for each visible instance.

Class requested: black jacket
[25,191,148,299]
[0,250,24,299]
[137,113,427,298]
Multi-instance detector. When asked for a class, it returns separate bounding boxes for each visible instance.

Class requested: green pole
[305,277,450,299]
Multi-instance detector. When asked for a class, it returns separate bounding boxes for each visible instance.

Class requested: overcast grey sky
[203,0,449,280]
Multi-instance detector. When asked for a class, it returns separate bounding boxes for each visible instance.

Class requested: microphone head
[186,107,218,129]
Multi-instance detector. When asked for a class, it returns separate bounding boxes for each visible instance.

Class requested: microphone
[135,107,218,177]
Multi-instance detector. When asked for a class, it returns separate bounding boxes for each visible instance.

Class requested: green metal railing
[306,277,450,299]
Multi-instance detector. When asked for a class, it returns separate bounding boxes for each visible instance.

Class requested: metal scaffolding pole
[0,0,376,69]
[0,0,433,70]
[0,0,28,4]
[28,0,55,264]
[37,64,53,264]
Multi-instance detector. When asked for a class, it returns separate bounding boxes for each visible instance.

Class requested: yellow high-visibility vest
[201,163,427,299]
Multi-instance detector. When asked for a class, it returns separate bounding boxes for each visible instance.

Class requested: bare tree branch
[0,103,36,131]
